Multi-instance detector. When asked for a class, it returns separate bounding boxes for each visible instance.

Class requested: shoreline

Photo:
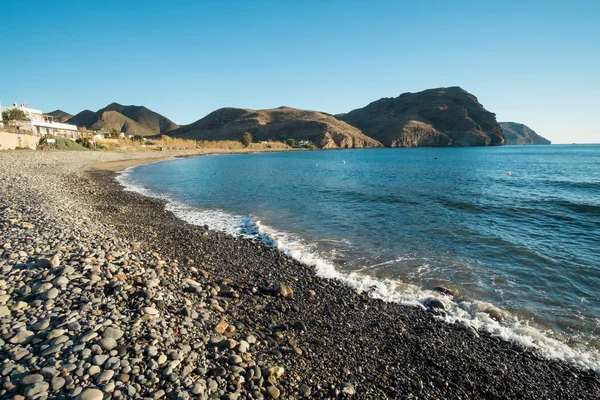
[91,147,303,172]
[1,151,599,399]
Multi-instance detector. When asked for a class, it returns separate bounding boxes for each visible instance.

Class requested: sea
[118,145,600,371]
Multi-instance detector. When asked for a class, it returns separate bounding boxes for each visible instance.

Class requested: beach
[1,151,599,400]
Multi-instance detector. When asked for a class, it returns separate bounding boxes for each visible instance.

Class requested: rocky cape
[168,107,383,149]
[67,103,179,136]
[339,87,506,147]
[500,122,551,145]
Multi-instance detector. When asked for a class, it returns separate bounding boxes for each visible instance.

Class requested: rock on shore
[1,151,599,399]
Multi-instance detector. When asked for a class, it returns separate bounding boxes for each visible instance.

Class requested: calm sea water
[121,145,600,369]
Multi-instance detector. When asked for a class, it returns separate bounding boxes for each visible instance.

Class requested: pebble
[24,381,50,399]
[77,388,103,400]
[97,369,114,384]
[47,329,65,340]
[93,355,109,366]
[341,382,356,396]
[103,327,124,340]
[42,288,59,300]
[9,330,34,344]
[80,332,98,342]
[143,307,159,315]
[267,385,281,399]
[274,284,294,299]
[88,365,101,375]
[31,319,50,331]
[51,377,66,391]
[237,340,250,353]
[99,337,117,350]
[21,374,44,385]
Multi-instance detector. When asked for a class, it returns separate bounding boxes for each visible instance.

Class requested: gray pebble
[51,376,66,391]
[21,373,44,385]
[99,337,117,351]
[93,354,109,366]
[77,388,103,400]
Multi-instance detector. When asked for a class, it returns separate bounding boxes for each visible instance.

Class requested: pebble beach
[1,151,599,400]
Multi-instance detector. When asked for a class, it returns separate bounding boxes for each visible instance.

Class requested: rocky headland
[168,107,383,149]
[1,151,598,400]
[339,87,506,147]
[500,122,551,145]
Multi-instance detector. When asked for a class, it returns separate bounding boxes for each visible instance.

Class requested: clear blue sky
[1,0,599,143]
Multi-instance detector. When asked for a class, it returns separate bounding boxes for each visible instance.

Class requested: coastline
[1,151,599,399]
[91,147,303,172]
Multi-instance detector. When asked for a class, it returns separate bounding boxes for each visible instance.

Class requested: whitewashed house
[0,103,79,138]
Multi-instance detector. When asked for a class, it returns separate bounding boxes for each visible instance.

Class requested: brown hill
[339,87,505,147]
[499,122,551,145]
[67,103,178,136]
[46,110,73,123]
[169,106,383,149]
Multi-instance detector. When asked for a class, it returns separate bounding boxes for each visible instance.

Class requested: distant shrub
[285,138,297,147]
[241,132,253,147]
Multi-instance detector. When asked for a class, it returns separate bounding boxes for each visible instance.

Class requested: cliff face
[499,122,551,145]
[168,107,383,149]
[339,87,505,147]
[67,103,178,136]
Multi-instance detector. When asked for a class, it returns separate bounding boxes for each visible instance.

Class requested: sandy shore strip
[1,151,600,399]
[91,148,302,172]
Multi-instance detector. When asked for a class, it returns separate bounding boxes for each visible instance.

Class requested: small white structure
[0,103,79,138]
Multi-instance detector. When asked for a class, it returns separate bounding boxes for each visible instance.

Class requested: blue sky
[1,0,599,143]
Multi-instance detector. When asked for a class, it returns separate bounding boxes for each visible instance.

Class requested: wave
[117,165,600,373]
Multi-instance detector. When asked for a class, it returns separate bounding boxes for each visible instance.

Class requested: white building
[0,103,79,138]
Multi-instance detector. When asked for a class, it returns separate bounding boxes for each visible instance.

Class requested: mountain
[168,106,383,149]
[499,122,551,145]
[67,110,97,128]
[339,87,505,147]
[67,102,178,136]
[46,110,73,123]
